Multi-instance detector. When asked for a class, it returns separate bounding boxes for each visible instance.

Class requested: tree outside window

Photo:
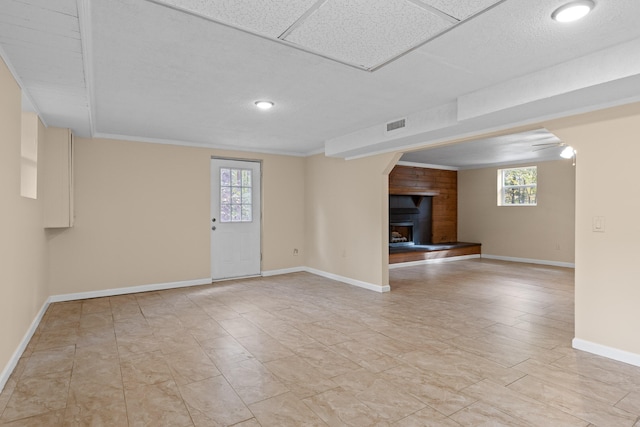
[498,166,537,206]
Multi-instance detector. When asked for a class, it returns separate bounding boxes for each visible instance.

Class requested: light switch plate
[592,216,605,232]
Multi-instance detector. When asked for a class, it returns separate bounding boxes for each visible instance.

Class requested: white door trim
[210,157,262,280]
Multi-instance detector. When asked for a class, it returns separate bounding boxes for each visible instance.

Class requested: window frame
[497,166,538,206]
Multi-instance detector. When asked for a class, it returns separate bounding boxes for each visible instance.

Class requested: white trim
[93,131,309,158]
[262,267,306,277]
[389,254,480,269]
[481,254,575,268]
[77,0,96,136]
[0,300,49,393]
[395,161,460,171]
[304,267,390,293]
[48,278,212,302]
[573,338,640,368]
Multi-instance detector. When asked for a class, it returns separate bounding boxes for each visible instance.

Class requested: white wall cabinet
[43,128,74,228]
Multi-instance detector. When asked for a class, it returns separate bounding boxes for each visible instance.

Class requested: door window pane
[220,167,253,222]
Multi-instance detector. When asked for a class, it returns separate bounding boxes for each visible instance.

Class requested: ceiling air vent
[386,118,406,133]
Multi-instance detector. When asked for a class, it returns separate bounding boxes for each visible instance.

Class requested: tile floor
[1,259,639,426]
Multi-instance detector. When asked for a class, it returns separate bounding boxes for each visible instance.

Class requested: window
[220,167,252,222]
[498,166,537,206]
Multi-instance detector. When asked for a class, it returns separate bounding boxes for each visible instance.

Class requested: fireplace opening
[390,222,414,247]
[389,195,433,247]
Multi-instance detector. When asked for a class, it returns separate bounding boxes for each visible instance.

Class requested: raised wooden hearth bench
[389,242,481,264]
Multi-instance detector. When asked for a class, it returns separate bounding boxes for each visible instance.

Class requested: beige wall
[458,160,575,264]
[305,153,399,288]
[547,104,640,355]
[47,137,306,295]
[0,59,48,380]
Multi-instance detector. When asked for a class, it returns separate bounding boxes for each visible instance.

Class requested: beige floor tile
[249,392,327,426]
[65,375,127,426]
[124,380,193,427]
[380,365,477,416]
[461,379,588,426]
[393,406,462,427]
[513,358,629,405]
[332,370,426,421]
[116,331,161,356]
[303,387,390,426]
[508,374,638,426]
[154,329,202,355]
[231,419,262,427]
[33,326,79,352]
[449,401,530,427]
[262,324,317,350]
[348,330,419,358]
[219,318,263,338]
[179,376,252,427]
[294,343,362,378]
[265,355,337,399]
[5,263,640,427]
[552,352,640,391]
[218,358,289,404]
[0,409,65,427]
[78,311,114,330]
[330,340,399,373]
[120,350,173,389]
[1,371,71,423]
[294,323,353,346]
[616,391,640,415]
[75,325,116,348]
[21,345,75,379]
[236,334,295,363]
[199,335,254,369]
[163,347,221,386]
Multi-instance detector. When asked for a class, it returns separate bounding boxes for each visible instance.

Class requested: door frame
[210,156,263,281]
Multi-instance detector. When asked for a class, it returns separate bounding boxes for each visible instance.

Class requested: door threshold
[211,274,262,283]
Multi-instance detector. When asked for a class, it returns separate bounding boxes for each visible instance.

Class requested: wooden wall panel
[389,166,457,243]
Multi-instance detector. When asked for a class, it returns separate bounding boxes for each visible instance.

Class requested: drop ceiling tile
[417,0,503,20]
[284,0,452,70]
[152,0,319,37]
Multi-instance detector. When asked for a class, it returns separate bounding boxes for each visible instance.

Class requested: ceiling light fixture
[560,146,575,159]
[552,1,595,22]
[255,101,274,110]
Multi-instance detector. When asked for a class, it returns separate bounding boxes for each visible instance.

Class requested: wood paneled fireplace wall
[389,165,457,244]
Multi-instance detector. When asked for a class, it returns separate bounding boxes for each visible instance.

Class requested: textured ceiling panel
[284,0,452,69]
[152,0,319,37]
[418,0,503,20]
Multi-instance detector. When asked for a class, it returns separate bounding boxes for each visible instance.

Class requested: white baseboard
[481,254,575,268]
[304,267,390,293]
[261,267,305,277]
[0,300,49,393]
[388,254,480,269]
[573,338,640,368]
[48,278,212,303]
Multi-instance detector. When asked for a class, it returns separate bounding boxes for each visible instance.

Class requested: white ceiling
[400,128,564,169]
[1,0,640,166]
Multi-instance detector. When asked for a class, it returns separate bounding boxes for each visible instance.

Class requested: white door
[210,158,261,280]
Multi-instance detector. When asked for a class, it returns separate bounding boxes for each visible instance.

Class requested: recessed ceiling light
[255,101,274,110]
[552,1,595,23]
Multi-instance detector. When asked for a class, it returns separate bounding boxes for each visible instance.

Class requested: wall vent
[386,118,406,132]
